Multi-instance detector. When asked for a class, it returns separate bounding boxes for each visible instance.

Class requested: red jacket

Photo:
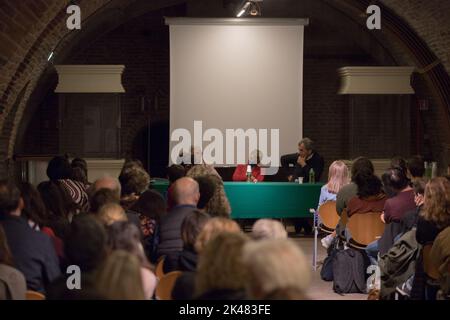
[232,165,264,182]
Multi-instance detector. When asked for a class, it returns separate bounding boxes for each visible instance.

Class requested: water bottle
[431,162,437,178]
[246,164,252,182]
[309,168,315,183]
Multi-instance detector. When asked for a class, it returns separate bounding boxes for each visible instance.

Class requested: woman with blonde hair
[241,239,310,299]
[318,160,350,208]
[95,250,145,300]
[251,219,287,240]
[318,160,350,247]
[195,232,249,299]
[194,217,241,253]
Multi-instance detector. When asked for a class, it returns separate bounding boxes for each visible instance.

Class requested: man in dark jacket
[0,180,61,293]
[157,177,200,258]
[282,138,324,234]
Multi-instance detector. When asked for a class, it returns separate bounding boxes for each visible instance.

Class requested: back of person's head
[194,175,217,209]
[171,177,200,206]
[390,157,408,177]
[354,172,383,198]
[71,158,88,184]
[181,210,210,250]
[167,164,186,184]
[37,180,75,218]
[92,176,121,198]
[195,217,241,253]
[97,203,127,226]
[0,224,14,266]
[89,188,120,214]
[118,166,150,197]
[242,239,310,299]
[106,221,149,268]
[18,182,48,228]
[251,219,287,240]
[351,157,374,181]
[407,155,425,178]
[121,159,144,172]
[95,250,145,300]
[381,167,410,193]
[0,180,21,217]
[195,232,249,297]
[47,156,72,181]
[327,160,349,194]
[130,189,166,222]
[412,178,427,196]
[65,215,107,272]
[422,177,450,229]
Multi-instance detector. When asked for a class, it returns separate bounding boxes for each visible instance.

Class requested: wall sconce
[236,0,263,17]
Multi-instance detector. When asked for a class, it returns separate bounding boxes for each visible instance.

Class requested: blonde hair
[95,250,145,300]
[326,160,350,194]
[195,232,248,296]
[241,239,310,299]
[194,217,241,253]
[97,203,127,226]
[251,219,287,240]
[422,177,450,229]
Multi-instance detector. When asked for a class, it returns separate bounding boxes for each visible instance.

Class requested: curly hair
[421,177,450,229]
[119,166,150,196]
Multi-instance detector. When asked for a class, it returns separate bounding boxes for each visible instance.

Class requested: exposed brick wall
[2,0,450,178]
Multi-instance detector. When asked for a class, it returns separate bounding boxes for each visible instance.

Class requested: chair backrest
[155,257,165,280]
[422,244,440,280]
[346,212,385,247]
[26,290,45,300]
[318,201,339,231]
[155,271,182,300]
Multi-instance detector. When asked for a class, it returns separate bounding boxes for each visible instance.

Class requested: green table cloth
[150,180,323,219]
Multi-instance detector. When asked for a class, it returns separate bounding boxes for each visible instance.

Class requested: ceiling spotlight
[236,0,262,18]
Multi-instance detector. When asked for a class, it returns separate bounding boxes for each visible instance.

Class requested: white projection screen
[167,18,308,168]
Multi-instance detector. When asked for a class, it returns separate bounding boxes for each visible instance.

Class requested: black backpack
[320,237,343,281]
[332,247,370,294]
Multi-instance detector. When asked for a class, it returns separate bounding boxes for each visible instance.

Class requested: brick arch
[1,0,450,169]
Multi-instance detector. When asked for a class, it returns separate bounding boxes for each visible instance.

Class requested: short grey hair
[299,137,314,151]
[251,219,287,240]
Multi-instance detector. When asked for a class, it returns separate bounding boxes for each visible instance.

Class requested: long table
[150,180,322,219]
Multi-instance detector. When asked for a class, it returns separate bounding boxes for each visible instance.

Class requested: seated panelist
[232,150,264,182]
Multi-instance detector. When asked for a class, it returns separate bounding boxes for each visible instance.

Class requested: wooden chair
[155,271,182,300]
[422,244,440,280]
[26,290,45,300]
[155,257,165,280]
[318,201,339,233]
[346,212,385,249]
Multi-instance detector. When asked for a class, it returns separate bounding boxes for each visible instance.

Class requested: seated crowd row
[316,156,450,299]
[0,156,310,300]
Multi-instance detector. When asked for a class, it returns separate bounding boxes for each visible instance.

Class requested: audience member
[164,210,210,273]
[19,182,64,260]
[106,221,157,300]
[195,232,249,300]
[157,177,199,258]
[0,180,60,293]
[407,155,425,182]
[119,166,150,210]
[95,250,145,300]
[47,156,89,212]
[251,219,287,240]
[0,224,26,300]
[241,239,310,299]
[97,203,127,226]
[71,158,90,187]
[195,217,241,253]
[47,215,108,300]
[167,164,186,185]
[194,175,217,213]
[130,190,166,263]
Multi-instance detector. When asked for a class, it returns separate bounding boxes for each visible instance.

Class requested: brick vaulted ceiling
[0,0,449,174]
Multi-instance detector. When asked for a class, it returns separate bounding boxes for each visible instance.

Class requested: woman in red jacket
[232,150,264,182]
